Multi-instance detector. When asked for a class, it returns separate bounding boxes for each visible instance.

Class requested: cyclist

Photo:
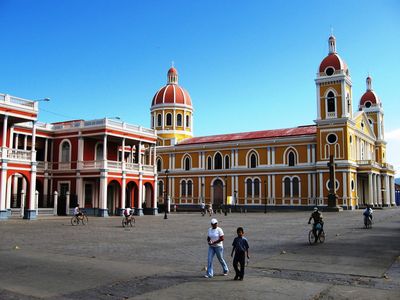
[363,204,373,223]
[124,207,132,220]
[74,204,83,219]
[308,207,324,241]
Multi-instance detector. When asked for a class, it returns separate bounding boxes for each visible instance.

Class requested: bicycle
[308,223,325,244]
[122,214,135,227]
[71,212,88,226]
[364,215,372,229]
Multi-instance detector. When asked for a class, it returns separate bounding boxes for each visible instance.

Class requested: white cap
[211,218,218,225]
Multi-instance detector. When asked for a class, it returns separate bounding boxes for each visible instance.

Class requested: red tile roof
[177,125,316,145]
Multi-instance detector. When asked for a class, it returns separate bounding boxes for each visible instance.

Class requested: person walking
[204,218,229,278]
[231,227,250,280]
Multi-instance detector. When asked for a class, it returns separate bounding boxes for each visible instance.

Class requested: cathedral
[0,35,396,220]
[152,35,396,211]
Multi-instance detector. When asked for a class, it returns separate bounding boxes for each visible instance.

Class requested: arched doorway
[212,179,224,209]
[7,173,29,210]
[143,182,153,213]
[107,180,121,216]
[126,181,138,209]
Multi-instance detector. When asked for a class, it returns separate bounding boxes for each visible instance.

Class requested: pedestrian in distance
[231,227,250,280]
[204,218,229,278]
[200,201,206,216]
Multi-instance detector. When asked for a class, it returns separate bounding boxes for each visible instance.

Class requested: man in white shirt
[204,218,229,278]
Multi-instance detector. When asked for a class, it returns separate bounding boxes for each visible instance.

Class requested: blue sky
[0,0,399,172]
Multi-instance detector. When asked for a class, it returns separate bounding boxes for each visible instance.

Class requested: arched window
[181,180,186,197]
[156,159,162,172]
[327,91,335,112]
[293,177,299,197]
[284,178,291,197]
[254,179,260,197]
[246,178,252,197]
[157,114,162,127]
[166,113,172,126]
[214,153,222,169]
[250,153,257,168]
[187,180,193,197]
[207,156,212,170]
[288,151,296,166]
[61,141,71,162]
[224,155,230,169]
[184,156,191,171]
[177,114,182,127]
[186,115,190,127]
[158,180,164,197]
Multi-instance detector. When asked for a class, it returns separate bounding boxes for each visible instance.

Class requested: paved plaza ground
[0,208,399,299]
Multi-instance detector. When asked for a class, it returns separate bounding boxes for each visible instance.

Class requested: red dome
[359,90,380,107]
[168,67,178,74]
[319,53,348,73]
[151,84,192,106]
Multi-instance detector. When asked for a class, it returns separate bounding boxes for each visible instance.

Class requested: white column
[2,115,8,148]
[24,135,28,150]
[384,175,390,206]
[307,174,311,204]
[342,172,347,207]
[9,126,14,149]
[319,172,323,205]
[76,175,82,206]
[121,138,126,170]
[267,147,270,165]
[138,142,142,169]
[390,176,396,206]
[137,174,143,215]
[121,174,126,209]
[103,135,108,169]
[377,175,382,206]
[15,133,19,149]
[0,165,7,211]
[31,121,36,161]
[77,136,84,169]
[368,173,373,206]
[153,175,157,210]
[99,173,108,212]
[44,138,49,168]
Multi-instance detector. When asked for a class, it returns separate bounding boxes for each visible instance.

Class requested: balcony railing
[35,160,155,173]
[2,148,32,161]
[0,93,37,110]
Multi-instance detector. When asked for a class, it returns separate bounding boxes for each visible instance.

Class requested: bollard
[20,190,25,217]
[53,191,58,216]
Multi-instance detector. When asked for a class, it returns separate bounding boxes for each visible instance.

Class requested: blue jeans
[206,246,228,277]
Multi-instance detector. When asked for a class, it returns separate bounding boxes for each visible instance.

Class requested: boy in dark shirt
[231,227,250,280]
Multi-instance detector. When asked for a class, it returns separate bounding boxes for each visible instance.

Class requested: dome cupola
[151,67,192,107]
[359,76,381,110]
[318,35,349,76]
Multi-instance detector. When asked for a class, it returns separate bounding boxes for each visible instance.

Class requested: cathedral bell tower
[358,76,386,163]
[150,67,194,146]
[315,35,353,123]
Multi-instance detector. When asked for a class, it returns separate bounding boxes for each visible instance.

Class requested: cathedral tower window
[246,178,252,198]
[254,178,260,197]
[181,180,187,197]
[327,91,335,113]
[60,140,71,163]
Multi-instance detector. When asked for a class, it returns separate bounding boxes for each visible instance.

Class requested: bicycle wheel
[130,217,135,227]
[319,230,325,243]
[83,215,88,224]
[122,219,127,227]
[366,218,372,229]
[71,217,78,226]
[308,230,316,244]
[81,216,87,225]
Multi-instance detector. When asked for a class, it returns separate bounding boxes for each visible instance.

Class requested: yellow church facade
[152,36,396,211]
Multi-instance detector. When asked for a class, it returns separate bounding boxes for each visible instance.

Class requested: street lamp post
[234,190,237,212]
[224,175,228,216]
[164,169,169,219]
[264,180,267,214]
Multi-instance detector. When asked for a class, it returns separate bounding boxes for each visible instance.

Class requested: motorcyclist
[308,207,324,241]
